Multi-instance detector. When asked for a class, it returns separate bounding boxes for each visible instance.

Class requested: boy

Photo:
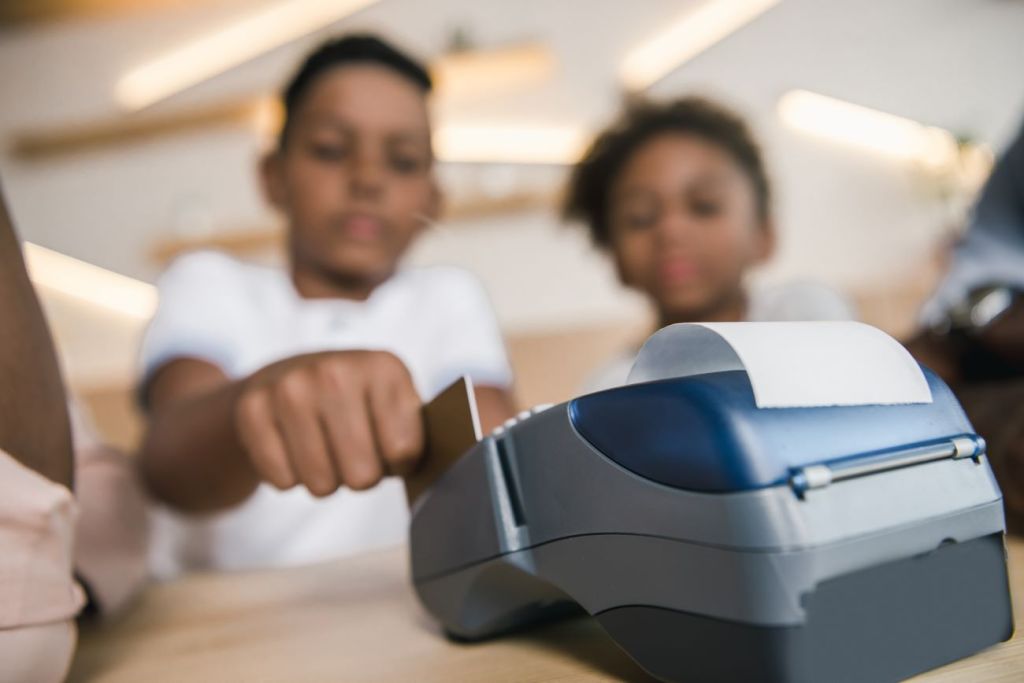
[139,35,516,576]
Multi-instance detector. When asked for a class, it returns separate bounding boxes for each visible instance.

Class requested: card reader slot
[495,437,527,527]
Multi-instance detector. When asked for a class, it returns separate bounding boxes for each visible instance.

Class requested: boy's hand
[234,350,423,497]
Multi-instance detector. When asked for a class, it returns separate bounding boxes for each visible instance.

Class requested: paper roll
[627,322,932,408]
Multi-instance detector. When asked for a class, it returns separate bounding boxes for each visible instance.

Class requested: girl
[564,97,854,390]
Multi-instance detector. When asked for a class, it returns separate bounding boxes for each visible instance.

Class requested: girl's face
[262,64,438,294]
[608,132,773,323]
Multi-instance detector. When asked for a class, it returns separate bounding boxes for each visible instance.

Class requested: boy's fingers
[273,372,337,497]
[235,388,296,490]
[368,366,423,477]
[320,384,383,491]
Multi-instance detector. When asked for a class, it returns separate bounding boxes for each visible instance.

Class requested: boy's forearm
[0,183,73,488]
[141,359,519,513]
[140,379,260,513]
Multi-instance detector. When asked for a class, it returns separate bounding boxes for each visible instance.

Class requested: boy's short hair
[279,34,433,147]
[563,96,772,248]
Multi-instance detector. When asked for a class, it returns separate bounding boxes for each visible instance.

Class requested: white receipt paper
[627,321,933,409]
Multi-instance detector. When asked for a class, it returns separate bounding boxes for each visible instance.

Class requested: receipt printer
[409,322,1014,682]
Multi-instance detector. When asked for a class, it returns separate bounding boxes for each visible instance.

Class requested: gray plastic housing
[409,403,1013,682]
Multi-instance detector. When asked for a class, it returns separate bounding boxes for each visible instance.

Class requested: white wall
[1,0,1022,388]
[646,0,1024,290]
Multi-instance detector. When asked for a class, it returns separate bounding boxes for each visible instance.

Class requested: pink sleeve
[0,448,84,630]
[0,448,83,683]
[70,404,149,617]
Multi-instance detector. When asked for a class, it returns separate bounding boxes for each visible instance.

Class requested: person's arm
[140,359,253,512]
[0,182,73,488]
[140,349,430,514]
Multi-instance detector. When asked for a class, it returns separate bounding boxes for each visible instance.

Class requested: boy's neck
[290,264,385,302]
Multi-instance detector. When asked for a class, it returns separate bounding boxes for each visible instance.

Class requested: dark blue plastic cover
[568,367,975,493]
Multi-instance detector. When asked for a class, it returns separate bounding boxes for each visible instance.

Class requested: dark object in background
[910,116,1024,534]
[926,285,1024,380]
[908,285,1024,533]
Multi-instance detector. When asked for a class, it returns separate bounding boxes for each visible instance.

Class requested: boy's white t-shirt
[140,251,512,578]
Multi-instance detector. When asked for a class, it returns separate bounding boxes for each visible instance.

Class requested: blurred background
[1,0,1022,449]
